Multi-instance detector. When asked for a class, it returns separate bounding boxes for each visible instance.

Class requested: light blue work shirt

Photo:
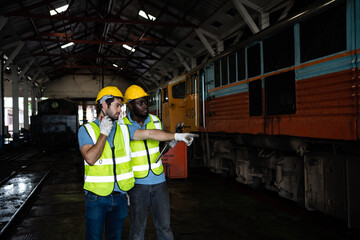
[78,119,124,193]
[126,113,166,185]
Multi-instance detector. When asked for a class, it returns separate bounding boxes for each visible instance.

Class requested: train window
[263,27,294,73]
[163,87,168,103]
[247,43,261,78]
[265,71,296,115]
[221,57,228,86]
[300,2,346,63]
[186,76,190,95]
[214,60,221,87]
[148,93,154,107]
[237,48,245,80]
[249,79,262,116]
[229,53,236,83]
[199,69,205,127]
[172,81,185,98]
[191,74,196,94]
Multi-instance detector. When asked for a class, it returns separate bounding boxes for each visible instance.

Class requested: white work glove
[168,140,177,148]
[174,133,199,146]
[100,116,113,136]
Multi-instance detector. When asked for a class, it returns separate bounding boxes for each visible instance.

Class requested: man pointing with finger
[120,85,196,240]
[78,86,197,240]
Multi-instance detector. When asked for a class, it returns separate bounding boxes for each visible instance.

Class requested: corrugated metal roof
[0,0,315,93]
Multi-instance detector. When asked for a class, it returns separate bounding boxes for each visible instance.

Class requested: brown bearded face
[104,98,123,120]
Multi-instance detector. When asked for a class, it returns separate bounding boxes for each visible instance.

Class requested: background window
[237,48,245,80]
[221,57,228,86]
[265,71,296,115]
[172,82,185,98]
[229,54,236,83]
[263,27,294,73]
[247,44,261,78]
[214,60,221,87]
[300,2,346,63]
[249,79,262,116]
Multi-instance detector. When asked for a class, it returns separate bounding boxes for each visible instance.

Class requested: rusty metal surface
[204,69,358,140]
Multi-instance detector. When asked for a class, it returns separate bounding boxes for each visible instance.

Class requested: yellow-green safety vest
[83,121,134,196]
[120,114,164,178]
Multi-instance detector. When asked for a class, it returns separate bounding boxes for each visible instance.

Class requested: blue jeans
[128,182,173,240]
[85,191,128,240]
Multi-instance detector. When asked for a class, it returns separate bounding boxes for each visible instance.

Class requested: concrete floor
[7,149,360,240]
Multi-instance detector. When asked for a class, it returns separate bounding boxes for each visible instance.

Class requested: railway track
[0,150,54,239]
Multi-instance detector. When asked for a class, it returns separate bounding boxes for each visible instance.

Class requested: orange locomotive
[152,0,360,229]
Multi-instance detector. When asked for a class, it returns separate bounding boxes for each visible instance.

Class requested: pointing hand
[174,133,199,146]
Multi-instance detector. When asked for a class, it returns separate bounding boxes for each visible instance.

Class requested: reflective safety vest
[83,121,134,196]
[120,114,164,178]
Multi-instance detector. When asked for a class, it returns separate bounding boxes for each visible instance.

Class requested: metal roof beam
[174,48,190,71]
[194,29,216,57]
[24,37,174,47]
[0,16,7,31]
[19,58,35,79]
[231,0,260,34]
[4,41,25,69]
[3,13,196,28]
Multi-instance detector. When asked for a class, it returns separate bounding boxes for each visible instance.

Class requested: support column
[23,80,29,130]
[11,66,20,145]
[82,101,87,124]
[0,53,4,148]
[31,85,37,116]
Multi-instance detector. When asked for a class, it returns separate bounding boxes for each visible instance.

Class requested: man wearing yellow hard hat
[120,85,190,240]
[78,86,197,240]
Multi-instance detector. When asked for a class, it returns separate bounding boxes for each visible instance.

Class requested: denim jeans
[128,182,173,240]
[85,191,128,240]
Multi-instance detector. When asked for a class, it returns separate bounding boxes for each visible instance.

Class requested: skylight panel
[138,10,156,21]
[50,4,69,16]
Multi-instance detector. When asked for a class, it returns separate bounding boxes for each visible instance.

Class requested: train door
[148,88,161,118]
[161,87,170,131]
[184,72,199,132]
[199,69,206,129]
[167,80,186,132]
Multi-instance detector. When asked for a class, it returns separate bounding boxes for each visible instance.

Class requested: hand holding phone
[100,116,113,136]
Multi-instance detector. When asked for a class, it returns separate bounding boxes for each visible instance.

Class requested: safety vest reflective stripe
[131,146,159,158]
[85,123,97,143]
[150,114,161,129]
[132,160,162,172]
[84,156,131,166]
[118,120,131,156]
[85,171,134,182]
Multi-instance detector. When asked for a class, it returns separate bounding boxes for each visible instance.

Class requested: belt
[111,191,125,195]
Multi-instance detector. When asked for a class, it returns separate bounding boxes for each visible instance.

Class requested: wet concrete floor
[7,149,360,240]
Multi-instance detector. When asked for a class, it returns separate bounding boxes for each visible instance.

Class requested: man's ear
[127,102,133,110]
[101,101,108,110]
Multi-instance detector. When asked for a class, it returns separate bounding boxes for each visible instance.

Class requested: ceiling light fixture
[123,44,135,52]
[61,42,74,49]
[50,4,69,16]
[138,10,156,21]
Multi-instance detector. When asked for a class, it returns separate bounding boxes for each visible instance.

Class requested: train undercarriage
[192,132,360,228]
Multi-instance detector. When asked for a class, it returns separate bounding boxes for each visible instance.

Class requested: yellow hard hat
[124,85,148,102]
[96,86,124,104]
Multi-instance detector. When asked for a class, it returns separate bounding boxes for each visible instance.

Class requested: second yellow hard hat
[124,85,148,102]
